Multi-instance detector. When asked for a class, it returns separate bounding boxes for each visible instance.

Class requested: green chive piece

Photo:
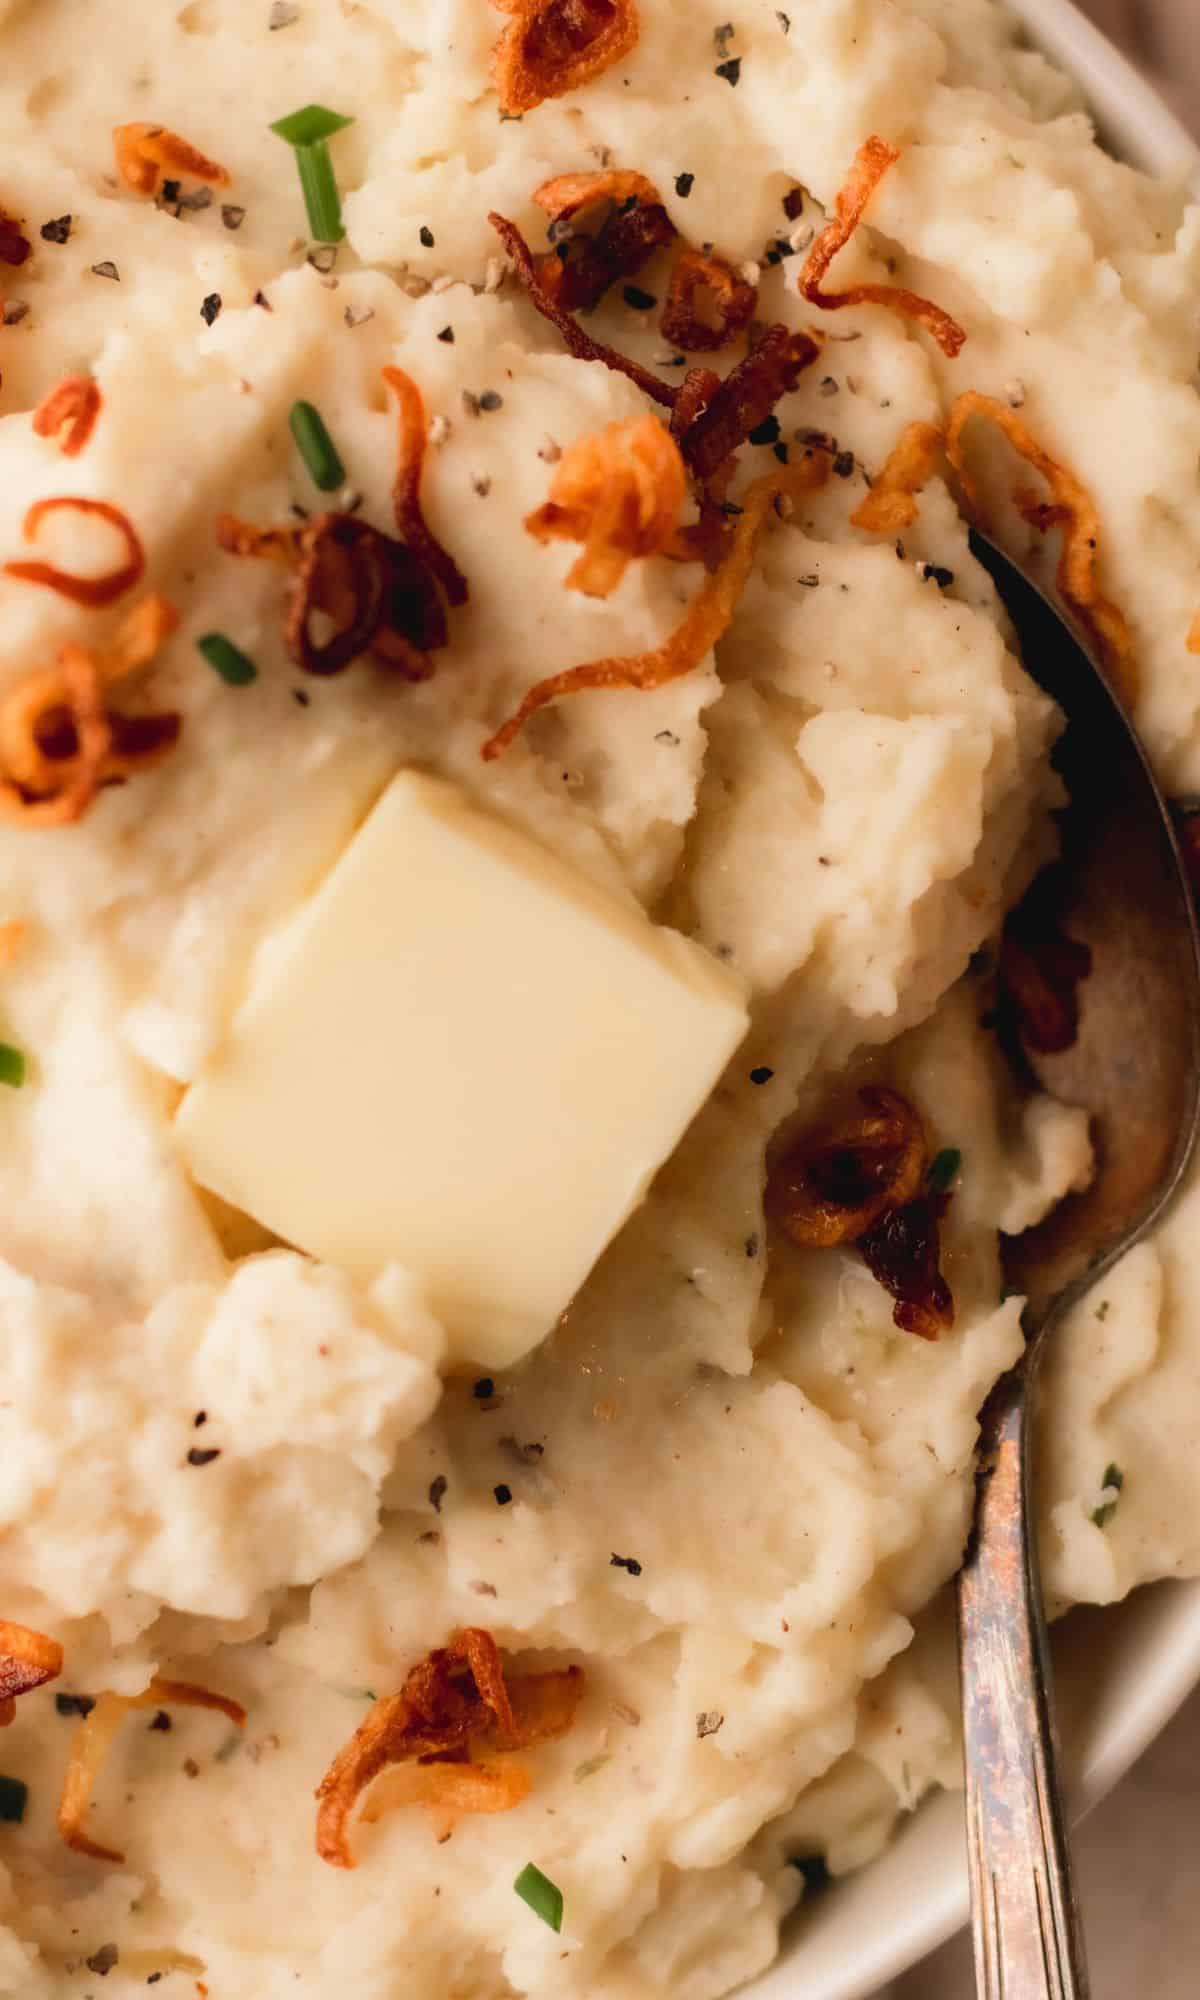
[514,1862,563,1933]
[295,142,346,243]
[270,104,354,147]
[0,1043,25,1089]
[197,633,258,686]
[927,1146,962,1193]
[289,400,345,491]
[1103,1462,1125,1492]
[0,1776,27,1824]
[270,106,353,240]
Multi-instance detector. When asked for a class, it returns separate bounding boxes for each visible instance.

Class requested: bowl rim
[743,6,1200,1996]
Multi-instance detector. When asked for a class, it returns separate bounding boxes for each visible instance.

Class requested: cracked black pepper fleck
[200,292,222,326]
[40,214,71,244]
[429,1474,448,1511]
[55,1694,95,1718]
[674,172,694,198]
[494,1484,513,1506]
[715,56,741,85]
[748,415,780,445]
[419,225,435,247]
[749,1065,774,1084]
[186,1446,221,1467]
[437,325,454,342]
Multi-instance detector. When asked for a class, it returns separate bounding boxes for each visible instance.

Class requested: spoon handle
[957,1362,1090,2000]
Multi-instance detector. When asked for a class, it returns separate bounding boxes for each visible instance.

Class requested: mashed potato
[0,1,1197,1994]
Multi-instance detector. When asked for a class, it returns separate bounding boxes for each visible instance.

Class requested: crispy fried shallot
[798,137,966,359]
[851,420,944,536]
[5,497,144,608]
[946,392,1136,704]
[671,365,720,439]
[492,0,639,116]
[32,376,102,459]
[361,1758,533,1833]
[216,511,444,680]
[526,413,688,596]
[533,169,661,224]
[859,1194,954,1341]
[532,170,674,313]
[675,323,821,482]
[766,1086,928,1249]
[0,208,31,267]
[767,1085,954,1339]
[0,1620,63,1726]
[490,209,675,409]
[0,594,180,827]
[998,864,1092,1056]
[59,1678,245,1863]
[381,365,468,609]
[315,1628,584,1868]
[484,454,824,757]
[661,247,757,353]
[113,123,230,198]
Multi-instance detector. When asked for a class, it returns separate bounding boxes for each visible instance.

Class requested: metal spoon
[956,533,1200,2000]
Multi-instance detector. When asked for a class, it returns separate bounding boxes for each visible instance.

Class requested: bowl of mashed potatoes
[0,1,1198,1997]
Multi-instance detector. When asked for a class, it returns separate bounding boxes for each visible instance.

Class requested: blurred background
[878,5,1198,1995]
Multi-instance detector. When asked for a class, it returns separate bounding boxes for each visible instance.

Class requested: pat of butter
[176,772,748,1369]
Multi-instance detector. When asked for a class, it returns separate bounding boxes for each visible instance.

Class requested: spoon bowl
[987,540,1200,1317]
[956,532,1200,2000]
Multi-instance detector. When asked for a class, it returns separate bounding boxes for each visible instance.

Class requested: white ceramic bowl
[747,9,1200,1997]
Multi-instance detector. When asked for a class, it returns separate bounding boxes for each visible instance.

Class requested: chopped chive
[197,633,258,686]
[0,1044,25,1089]
[514,1862,563,1932]
[0,1776,27,1824]
[269,104,354,147]
[1103,1462,1125,1491]
[289,400,345,491]
[295,143,345,242]
[270,107,353,241]
[928,1147,962,1193]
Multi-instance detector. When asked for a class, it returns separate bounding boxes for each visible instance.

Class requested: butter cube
[176,772,748,1368]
